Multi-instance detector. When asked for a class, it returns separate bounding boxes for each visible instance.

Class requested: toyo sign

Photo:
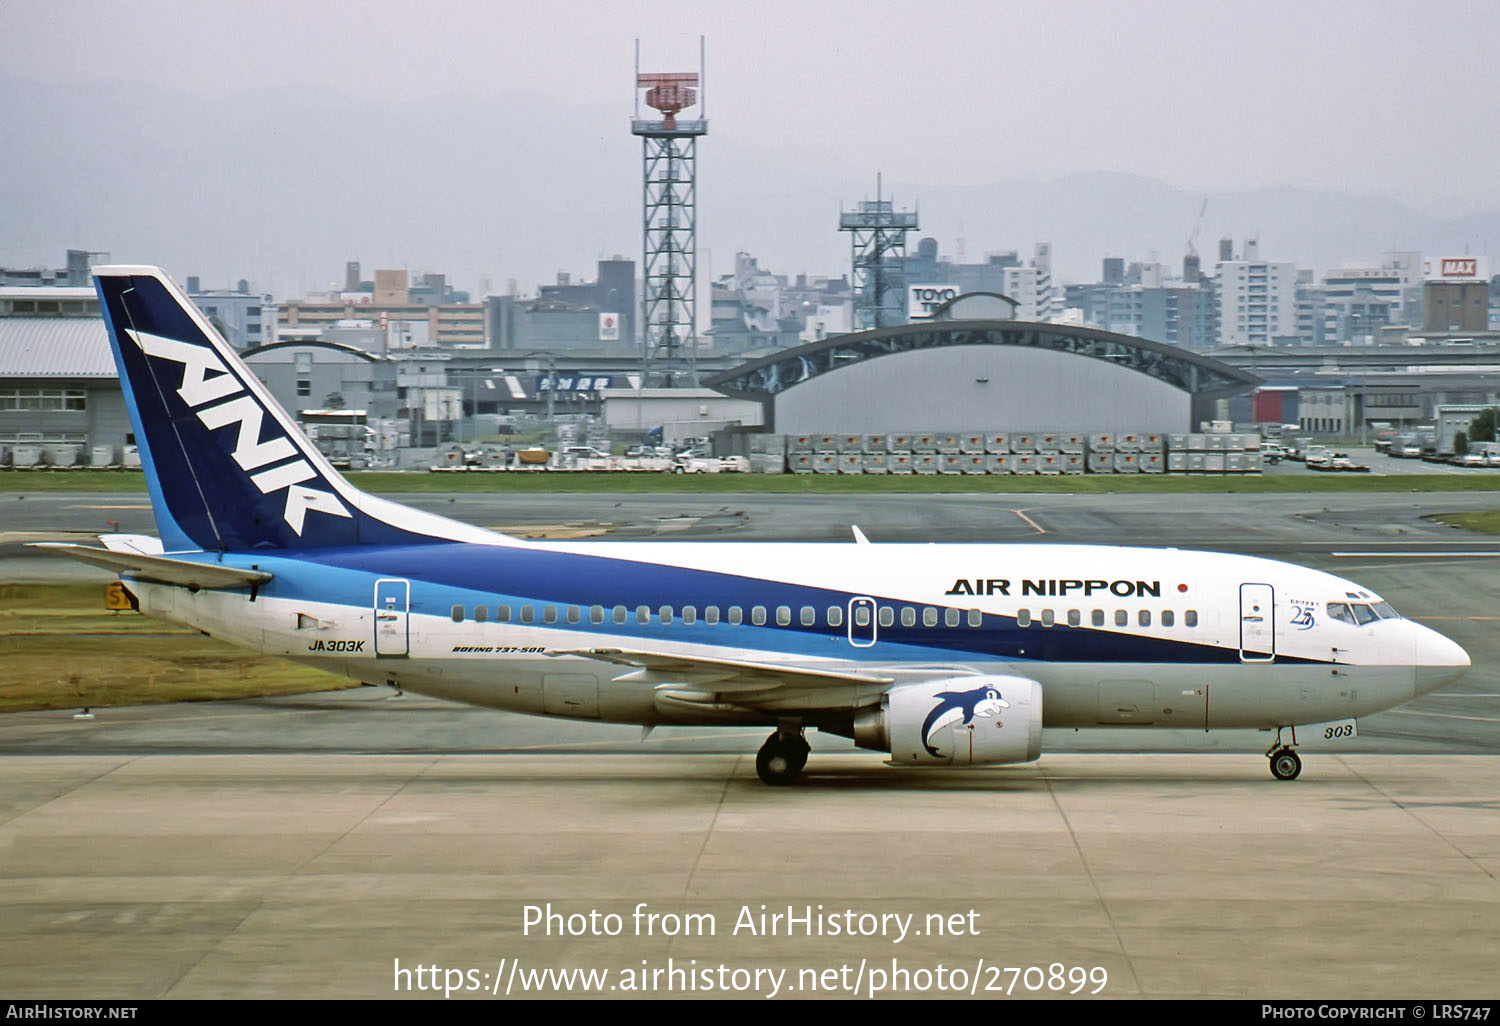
[908,284,959,319]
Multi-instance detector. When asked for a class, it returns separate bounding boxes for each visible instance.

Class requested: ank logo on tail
[125,327,351,535]
[920,684,1010,757]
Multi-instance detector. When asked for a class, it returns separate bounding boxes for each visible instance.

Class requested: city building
[1215,243,1300,346]
[282,267,487,349]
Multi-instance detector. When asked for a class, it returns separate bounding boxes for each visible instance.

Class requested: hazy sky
[6,0,1497,214]
[4,0,1499,294]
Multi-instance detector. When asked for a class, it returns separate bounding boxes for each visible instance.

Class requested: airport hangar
[674,301,1263,437]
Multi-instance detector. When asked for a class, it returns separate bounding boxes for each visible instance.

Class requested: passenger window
[729,606,743,625]
[900,607,916,627]
[1068,609,1081,627]
[1041,609,1055,627]
[1017,609,1031,627]
[636,605,650,624]
[800,606,816,626]
[776,606,791,626]
[567,606,580,624]
[450,605,464,622]
[498,605,511,623]
[613,605,627,624]
[1161,610,1175,627]
[945,608,961,628]
[1115,609,1128,627]
[827,606,844,628]
[521,605,535,624]
[682,606,697,625]
[705,606,720,625]
[1139,610,1151,627]
[967,608,983,627]
[590,605,604,624]
[1327,602,1356,625]
[474,605,488,623]
[659,605,674,625]
[878,607,894,628]
[752,606,767,626]
[1185,610,1198,627]
[854,605,871,627]
[923,607,938,627]
[544,606,558,624]
[1092,609,1104,627]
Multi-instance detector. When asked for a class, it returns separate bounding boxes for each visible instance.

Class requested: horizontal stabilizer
[28,543,273,590]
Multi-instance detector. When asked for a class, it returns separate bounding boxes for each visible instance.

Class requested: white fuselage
[124,541,1468,733]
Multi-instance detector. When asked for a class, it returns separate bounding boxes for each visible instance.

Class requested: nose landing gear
[1266,728,1303,780]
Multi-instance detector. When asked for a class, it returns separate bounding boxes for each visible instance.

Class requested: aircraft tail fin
[93,266,513,552]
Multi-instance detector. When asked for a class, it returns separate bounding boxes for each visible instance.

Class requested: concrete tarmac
[1,753,1496,999]
[3,488,1499,999]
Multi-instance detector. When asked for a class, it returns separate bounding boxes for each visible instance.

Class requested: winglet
[851,525,870,545]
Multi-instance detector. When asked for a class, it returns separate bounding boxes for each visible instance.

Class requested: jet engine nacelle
[858,675,1043,766]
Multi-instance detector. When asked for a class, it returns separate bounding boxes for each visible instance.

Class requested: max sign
[908,284,959,319]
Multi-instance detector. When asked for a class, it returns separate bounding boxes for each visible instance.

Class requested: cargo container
[984,433,1011,454]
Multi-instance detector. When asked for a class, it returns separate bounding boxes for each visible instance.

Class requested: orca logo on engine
[126,329,352,535]
[921,684,1009,758]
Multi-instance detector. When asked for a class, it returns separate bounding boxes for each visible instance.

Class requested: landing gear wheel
[1269,748,1302,781]
[755,731,810,786]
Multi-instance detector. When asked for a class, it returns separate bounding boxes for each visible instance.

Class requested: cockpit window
[1329,600,1399,625]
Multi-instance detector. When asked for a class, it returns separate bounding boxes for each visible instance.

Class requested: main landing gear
[1266,728,1303,781]
[756,720,811,786]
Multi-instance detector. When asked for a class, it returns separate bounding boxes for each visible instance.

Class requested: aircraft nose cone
[1414,623,1470,695]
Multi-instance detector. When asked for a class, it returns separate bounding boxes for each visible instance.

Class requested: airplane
[35,266,1471,785]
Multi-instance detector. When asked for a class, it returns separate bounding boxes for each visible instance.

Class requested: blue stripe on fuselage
[219,543,1278,666]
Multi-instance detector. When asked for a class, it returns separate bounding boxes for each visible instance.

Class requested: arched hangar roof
[241,340,384,363]
[705,321,1262,401]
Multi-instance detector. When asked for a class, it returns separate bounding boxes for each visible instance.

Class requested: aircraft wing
[29,543,273,590]
[549,647,895,691]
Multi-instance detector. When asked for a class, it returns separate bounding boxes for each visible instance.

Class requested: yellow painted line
[1010,509,1047,535]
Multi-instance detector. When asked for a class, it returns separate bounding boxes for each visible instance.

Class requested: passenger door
[1239,583,1275,662]
[374,578,410,658]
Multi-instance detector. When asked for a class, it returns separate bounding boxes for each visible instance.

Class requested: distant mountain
[3,75,1496,295]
